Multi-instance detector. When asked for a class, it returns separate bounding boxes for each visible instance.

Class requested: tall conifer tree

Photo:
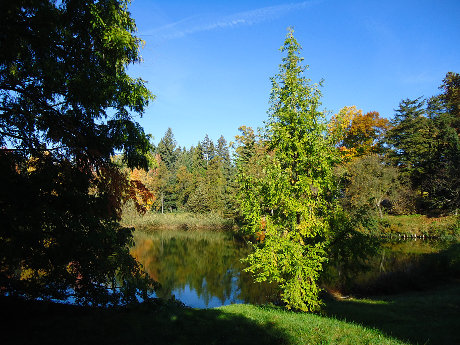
[241,28,337,312]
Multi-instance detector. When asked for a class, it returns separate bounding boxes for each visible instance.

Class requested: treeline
[121,129,237,215]
[125,72,459,221]
[331,72,459,218]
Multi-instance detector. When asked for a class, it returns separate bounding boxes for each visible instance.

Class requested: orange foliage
[329,106,390,159]
[127,167,156,213]
[255,231,266,243]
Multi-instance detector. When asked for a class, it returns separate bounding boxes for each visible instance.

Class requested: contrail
[141,1,321,41]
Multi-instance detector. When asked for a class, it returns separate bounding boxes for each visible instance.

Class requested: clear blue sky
[127,0,460,149]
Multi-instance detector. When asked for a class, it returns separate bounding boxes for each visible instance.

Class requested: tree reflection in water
[131,230,278,308]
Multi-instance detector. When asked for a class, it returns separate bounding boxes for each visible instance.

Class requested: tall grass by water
[121,203,234,231]
[377,214,459,238]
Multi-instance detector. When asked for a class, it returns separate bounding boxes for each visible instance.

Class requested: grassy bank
[121,208,235,231]
[325,282,460,345]
[2,283,459,344]
[122,203,459,238]
[1,298,403,345]
[376,214,459,238]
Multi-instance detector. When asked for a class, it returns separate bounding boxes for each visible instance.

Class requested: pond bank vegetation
[121,205,235,231]
[375,214,459,239]
[123,207,459,241]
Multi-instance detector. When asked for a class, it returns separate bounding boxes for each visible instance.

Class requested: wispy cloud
[141,1,321,41]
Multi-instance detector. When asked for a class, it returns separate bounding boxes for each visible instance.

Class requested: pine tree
[157,128,178,171]
[201,134,215,164]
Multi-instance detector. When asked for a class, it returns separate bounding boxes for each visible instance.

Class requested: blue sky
[127,0,460,149]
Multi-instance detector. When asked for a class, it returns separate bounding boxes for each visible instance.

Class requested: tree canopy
[0,0,156,305]
[384,76,460,214]
[328,106,389,159]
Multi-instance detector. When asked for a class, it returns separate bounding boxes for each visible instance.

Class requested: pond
[131,229,458,308]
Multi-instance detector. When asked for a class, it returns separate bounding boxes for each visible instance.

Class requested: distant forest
[123,72,459,219]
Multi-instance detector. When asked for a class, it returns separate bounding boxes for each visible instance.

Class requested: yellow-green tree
[240,28,338,312]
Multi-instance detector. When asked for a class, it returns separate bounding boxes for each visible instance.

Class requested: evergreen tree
[385,98,431,185]
[216,135,232,180]
[175,147,193,172]
[384,78,460,214]
[191,142,207,176]
[234,126,257,166]
[201,134,215,164]
[157,128,178,171]
[422,93,460,212]
[440,72,460,133]
[241,28,337,312]
[216,135,237,214]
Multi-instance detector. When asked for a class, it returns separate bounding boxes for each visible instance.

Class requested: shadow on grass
[324,282,460,345]
[0,297,288,345]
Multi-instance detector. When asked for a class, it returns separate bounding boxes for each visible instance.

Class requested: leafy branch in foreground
[0,0,157,305]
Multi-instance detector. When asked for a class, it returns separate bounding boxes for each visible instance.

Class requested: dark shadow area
[0,297,289,345]
[323,241,460,297]
[324,282,460,345]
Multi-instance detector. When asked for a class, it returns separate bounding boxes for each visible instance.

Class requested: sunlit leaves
[328,106,390,159]
[240,28,337,312]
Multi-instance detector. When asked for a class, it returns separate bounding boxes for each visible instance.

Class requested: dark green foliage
[146,132,236,215]
[0,0,156,304]
[156,127,178,171]
[440,72,460,129]
[341,155,404,218]
[217,135,232,180]
[384,74,460,214]
[201,134,215,163]
[385,97,430,184]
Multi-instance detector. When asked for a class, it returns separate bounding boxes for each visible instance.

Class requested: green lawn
[2,283,459,344]
[325,282,460,345]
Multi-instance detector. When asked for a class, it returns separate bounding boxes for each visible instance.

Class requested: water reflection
[132,229,458,307]
[322,238,457,294]
[131,230,278,308]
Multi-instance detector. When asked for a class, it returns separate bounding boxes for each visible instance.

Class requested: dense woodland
[126,71,460,221]
[120,130,236,215]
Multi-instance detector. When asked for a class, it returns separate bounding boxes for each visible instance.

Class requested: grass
[1,297,404,345]
[121,208,235,231]
[377,214,459,238]
[325,282,460,345]
[2,283,459,344]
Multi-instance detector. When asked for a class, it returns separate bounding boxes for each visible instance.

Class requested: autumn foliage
[329,106,390,159]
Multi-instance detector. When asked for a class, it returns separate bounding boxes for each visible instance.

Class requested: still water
[131,230,278,308]
[131,229,455,308]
